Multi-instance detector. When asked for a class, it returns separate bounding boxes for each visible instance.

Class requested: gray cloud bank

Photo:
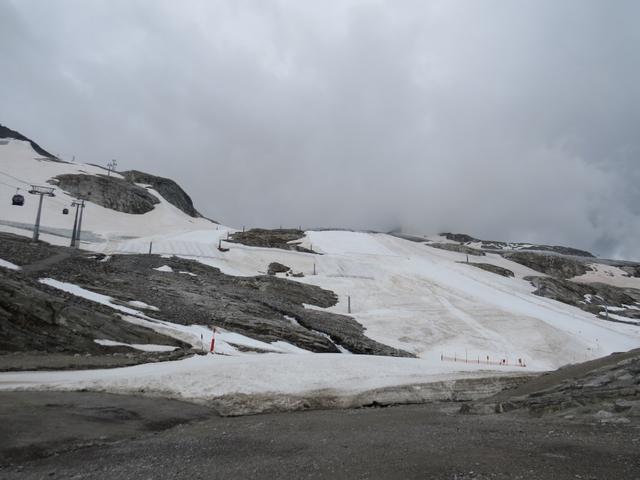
[1,0,639,259]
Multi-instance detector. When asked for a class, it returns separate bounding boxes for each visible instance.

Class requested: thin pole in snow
[348,295,351,314]
[33,194,44,241]
[75,200,85,247]
[313,263,316,275]
[28,185,55,242]
[148,241,153,254]
[70,202,80,247]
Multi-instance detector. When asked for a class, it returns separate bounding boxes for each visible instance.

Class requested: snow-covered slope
[2,133,640,407]
[0,139,222,246]
[79,228,640,372]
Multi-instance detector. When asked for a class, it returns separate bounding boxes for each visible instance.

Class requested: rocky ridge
[440,232,596,257]
[229,228,316,253]
[121,170,203,218]
[49,173,160,214]
[0,124,59,160]
[462,348,640,424]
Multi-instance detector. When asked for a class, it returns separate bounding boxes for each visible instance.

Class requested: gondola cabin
[11,194,24,206]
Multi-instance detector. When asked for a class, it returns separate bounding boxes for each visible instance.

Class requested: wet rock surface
[50,173,160,214]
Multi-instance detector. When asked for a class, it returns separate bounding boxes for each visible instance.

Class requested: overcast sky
[1,0,639,259]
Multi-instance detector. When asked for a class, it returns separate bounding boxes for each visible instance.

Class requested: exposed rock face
[527,276,640,321]
[524,245,595,257]
[463,262,514,278]
[0,123,59,160]
[463,348,640,424]
[229,229,316,253]
[267,262,291,276]
[427,243,486,256]
[502,251,592,279]
[50,173,160,214]
[19,242,412,357]
[621,265,640,278]
[291,308,413,357]
[0,270,186,354]
[121,170,202,218]
[440,232,595,257]
[440,233,478,244]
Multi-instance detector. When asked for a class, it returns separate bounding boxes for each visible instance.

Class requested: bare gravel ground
[1,391,639,480]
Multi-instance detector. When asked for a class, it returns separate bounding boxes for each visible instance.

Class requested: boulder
[267,262,291,276]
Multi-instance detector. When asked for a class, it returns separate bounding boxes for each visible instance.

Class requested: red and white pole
[210,328,217,353]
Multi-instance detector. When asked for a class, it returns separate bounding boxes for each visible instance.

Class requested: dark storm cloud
[1,0,639,259]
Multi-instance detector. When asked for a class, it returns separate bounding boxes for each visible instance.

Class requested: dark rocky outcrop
[267,262,291,276]
[462,262,514,278]
[440,232,595,258]
[440,233,478,244]
[0,123,59,160]
[502,251,592,279]
[621,265,640,278]
[229,229,316,253]
[291,308,413,357]
[526,276,640,322]
[0,271,186,355]
[121,170,203,218]
[462,348,640,424]
[50,173,160,214]
[13,238,411,356]
[427,243,486,256]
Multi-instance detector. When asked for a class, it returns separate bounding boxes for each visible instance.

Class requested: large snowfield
[2,138,640,404]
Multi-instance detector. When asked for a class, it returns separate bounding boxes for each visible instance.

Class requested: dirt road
[1,391,638,479]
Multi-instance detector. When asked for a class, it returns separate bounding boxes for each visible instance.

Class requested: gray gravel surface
[1,391,639,479]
